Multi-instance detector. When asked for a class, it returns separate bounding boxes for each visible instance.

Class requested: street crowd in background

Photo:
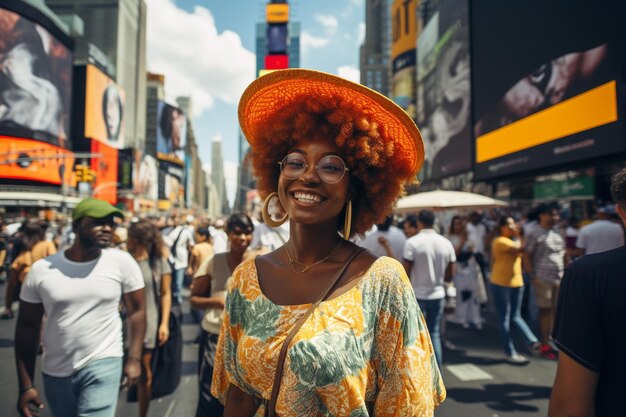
[1,170,624,417]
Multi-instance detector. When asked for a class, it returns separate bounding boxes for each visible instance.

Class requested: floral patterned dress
[212,256,446,416]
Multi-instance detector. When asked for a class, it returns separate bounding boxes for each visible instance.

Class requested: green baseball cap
[72,198,124,221]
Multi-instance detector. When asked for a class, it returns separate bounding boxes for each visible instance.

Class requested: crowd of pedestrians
[1,177,624,417]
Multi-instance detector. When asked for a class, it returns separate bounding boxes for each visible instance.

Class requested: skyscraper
[211,136,229,215]
[236,0,300,211]
[360,0,393,95]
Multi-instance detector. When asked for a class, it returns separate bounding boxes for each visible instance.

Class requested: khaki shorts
[533,279,560,310]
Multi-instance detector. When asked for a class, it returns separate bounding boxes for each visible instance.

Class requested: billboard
[472,0,624,179]
[90,140,118,204]
[267,24,288,54]
[158,159,184,208]
[133,150,158,203]
[391,0,419,119]
[265,54,288,70]
[416,0,472,180]
[0,8,73,148]
[84,64,126,148]
[266,4,289,23]
[156,101,186,165]
[0,136,74,185]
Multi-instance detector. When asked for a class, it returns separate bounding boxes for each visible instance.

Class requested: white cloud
[301,32,331,50]
[337,65,360,84]
[357,22,366,46]
[146,0,255,116]
[314,14,339,36]
[350,0,365,5]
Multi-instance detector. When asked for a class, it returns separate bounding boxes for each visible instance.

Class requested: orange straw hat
[238,69,424,179]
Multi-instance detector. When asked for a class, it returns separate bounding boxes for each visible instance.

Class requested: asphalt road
[0,280,556,417]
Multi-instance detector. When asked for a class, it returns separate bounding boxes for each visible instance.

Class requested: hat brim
[73,207,124,221]
[238,69,424,177]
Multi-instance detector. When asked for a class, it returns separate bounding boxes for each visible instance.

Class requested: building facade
[360,0,393,95]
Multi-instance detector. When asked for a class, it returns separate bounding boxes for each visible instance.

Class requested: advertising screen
[391,0,419,120]
[133,150,158,203]
[266,4,289,23]
[265,54,288,70]
[416,0,472,180]
[0,136,74,185]
[267,24,288,54]
[0,8,73,148]
[90,140,118,204]
[472,0,624,179]
[84,64,126,148]
[156,101,186,165]
[158,159,184,207]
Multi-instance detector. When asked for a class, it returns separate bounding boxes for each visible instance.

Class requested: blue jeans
[172,268,185,305]
[43,357,123,417]
[490,283,539,356]
[417,298,445,368]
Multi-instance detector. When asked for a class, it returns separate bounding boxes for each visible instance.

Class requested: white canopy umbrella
[395,190,509,213]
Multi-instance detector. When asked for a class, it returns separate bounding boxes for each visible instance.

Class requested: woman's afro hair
[250,94,417,237]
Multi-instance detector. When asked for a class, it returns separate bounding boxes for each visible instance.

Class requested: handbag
[264,247,365,417]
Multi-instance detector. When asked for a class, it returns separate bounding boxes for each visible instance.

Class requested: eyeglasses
[278,153,349,184]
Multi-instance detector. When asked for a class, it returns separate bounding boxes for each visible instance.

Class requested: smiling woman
[212,69,444,417]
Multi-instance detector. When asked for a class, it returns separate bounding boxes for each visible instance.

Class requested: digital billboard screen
[471,0,624,179]
[90,140,118,205]
[0,136,74,185]
[85,64,125,148]
[158,159,184,206]
[133,150,158,203]
[156,101,186,165]
[267,24,288,54]
[0,8,73,148]
[416,0,472,181]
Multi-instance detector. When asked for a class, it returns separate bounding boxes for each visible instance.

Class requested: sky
[146,0,365,205]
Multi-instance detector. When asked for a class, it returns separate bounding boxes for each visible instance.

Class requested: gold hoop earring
[262,192,289,227]
[343,200,352,240]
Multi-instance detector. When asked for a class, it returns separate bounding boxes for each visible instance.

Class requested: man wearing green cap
[14,198,146,417]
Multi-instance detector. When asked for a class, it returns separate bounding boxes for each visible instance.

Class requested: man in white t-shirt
[575,206,625,256]
[210,218,228,254]
[163,216,195,305]
[403,210,456,368]
[360,216,407,262]
[14,198,146,417]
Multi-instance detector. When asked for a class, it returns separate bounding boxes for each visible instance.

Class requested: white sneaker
[508,353,529,364]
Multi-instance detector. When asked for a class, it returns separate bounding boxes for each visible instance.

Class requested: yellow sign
[266,4,289,23]
[258,69,279,77]
[158,200,172,211]
[476,81,618,163]
[391,0,420,60]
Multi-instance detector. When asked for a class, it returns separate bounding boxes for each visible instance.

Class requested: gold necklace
[284,240,343,273]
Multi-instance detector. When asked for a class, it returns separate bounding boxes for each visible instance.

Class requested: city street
[0,280,556,417]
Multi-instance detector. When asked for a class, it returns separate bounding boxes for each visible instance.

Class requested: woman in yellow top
[490,216,541,364]
[212,69,445,416]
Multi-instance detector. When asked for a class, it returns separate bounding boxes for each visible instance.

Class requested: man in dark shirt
[549,168,626,417]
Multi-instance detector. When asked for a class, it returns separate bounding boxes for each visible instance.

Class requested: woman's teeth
[294,192,321,203]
